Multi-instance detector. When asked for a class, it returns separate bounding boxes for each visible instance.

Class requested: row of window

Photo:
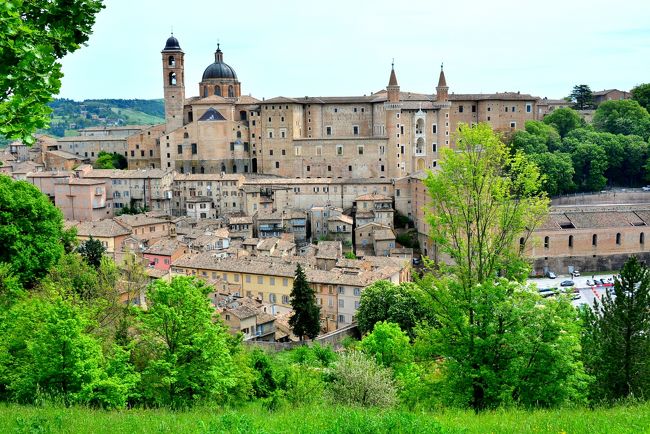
[539,233,645,248]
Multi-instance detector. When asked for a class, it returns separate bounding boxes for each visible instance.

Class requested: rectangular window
[353,125,359,135]
[326,126,332,136]
[316,146,322,156]
[353,288,361,296]
[458,105,464,113]
[270,277,275,286]
[432,143,437,152]
[282,295,290,304]
[283,278,288,286]
[338,315,345,324]
[526,104,532,113]
[338,286,345,295]
[472,105,476,112]
[432,124,437,134]
[510,122,516,128]
[257,276,263,284]
[336,145,343,156]
[177,145,182,154]
[246,275,251,283]
[357,145,364,155]
[294,146,302,156]
[191,143,197,154]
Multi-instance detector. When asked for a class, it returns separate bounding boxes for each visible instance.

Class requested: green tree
[543,107,584,138]
[581,256,650,401]
[289,264,321,340]
[77,236,106,269]
[511,120,562,154]
[632,83,650,112]
[0,296,104,404]
[528,152,575,196]
[424,123,548,286]
[94,151,127,170]
[356,281,432,338]
[0,0,104,144]
[138,276,236,407]
[360,321,412,369]
[569,84,595,110]
[593,100,650,140]
[0,176,70,287]
[570,142,608,191]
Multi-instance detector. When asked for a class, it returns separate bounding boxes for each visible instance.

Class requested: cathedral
[144,34,539,178]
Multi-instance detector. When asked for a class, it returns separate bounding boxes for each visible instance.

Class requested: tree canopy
[632,83,650,112]
[569,85,595,110]
[0,176,71,286]
[289,264,321,340]
[0,0,104,144]
[593,100,650,140]
[542,107,584,138]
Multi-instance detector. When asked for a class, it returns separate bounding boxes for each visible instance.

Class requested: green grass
[109,107,164,125]
[2,402,650,434]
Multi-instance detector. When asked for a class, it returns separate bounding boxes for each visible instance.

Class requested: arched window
[592,234,598,246]
[168,72,177,86]
[228,85,234,97]
[616,233,621,245]
[203,87,208,98]
[168,56,175,66]
[544,236,549,249]
[221,164,226,173]
[183,132,189,139]
[568,235,574,248]
[214,86,221,96]
[641,233,645,245]
[200,166,205,174]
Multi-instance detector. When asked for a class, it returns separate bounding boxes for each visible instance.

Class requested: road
[528,273,618,308]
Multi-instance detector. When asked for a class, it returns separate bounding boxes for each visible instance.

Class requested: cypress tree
[289,264,321,340]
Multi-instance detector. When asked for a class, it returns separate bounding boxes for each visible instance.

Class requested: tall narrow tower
[384,62,402,178]
[436,63,448,102]
[162,34,185,132]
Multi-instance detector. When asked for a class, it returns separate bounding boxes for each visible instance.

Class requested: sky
[58,0,650,101]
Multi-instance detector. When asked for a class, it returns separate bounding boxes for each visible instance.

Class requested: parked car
[642,186,650,191]
[546,271,557,279]
[572,293,581,300]
[560,280,575,287]
[538,288,556,298]
[572,270,581,277]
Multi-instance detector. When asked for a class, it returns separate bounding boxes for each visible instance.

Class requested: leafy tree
[0,176,70,287]
[510,120,562,154]
[328,351,397,408]
[569,141,608,191]
[424,123,548,286]
[289,264,320,340]
[528,152,575,196]
[138,276,236,407]
[419,124,587,410]
[419,278,588,410]
[360,321,412,369]
[569,84,595,110]
[77,236,106,269]
[0,296,105,404]
[632,83,650,112]
[356,281,432,338]
[581,256,650,401]
[593,100,650,139]
[0,0,104,144]
[543,107,584,138]
[94,151,127,170]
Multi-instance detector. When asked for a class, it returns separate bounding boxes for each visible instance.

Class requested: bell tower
[162,34,185,132]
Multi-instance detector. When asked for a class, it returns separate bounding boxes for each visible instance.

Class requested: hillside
[45,98,165,137]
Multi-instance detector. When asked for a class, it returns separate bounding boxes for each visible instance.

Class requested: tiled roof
[72,219,131,237]
[448,92,538,101]
[316,241,342,260]
[373,229,396,241]
[328,214,353,225]
[115,214,169,228]
[144,238,184,256]
[83,168,171,179]
[355,192,392,201]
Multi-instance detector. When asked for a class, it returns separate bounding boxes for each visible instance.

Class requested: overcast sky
[58,0,650,101]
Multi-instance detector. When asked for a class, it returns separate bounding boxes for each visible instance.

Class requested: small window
[510,122,516,128]
[616,233,621,245]
[353,125,359,135]
[336,145,343,156]
[641,233,645,245]
[357,145,364,155]
[326,126,332,136]
[191,143,197,154]
[177,145,182,154]
[432,124,437,134]
[275,161,279,169]
[592,234,598,246]
[568,235,574,248]
[472,105,476,112]
[526,104,532,113]
[544,236,549,249]
[458,105,464,113]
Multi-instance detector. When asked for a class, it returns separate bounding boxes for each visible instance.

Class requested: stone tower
[162,34,185,133]
[436,63,448,102]
[384,62,402,178]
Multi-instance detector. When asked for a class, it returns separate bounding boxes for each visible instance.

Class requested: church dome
[163,35,181,51]
[202,45,237,80]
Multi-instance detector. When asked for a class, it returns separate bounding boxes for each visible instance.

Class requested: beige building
[53,178,112,221]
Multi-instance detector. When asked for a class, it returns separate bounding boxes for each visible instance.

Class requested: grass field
[109,107,164,125]
[2,402,650,434]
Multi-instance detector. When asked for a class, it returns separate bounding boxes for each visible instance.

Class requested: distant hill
[44,98,166,137]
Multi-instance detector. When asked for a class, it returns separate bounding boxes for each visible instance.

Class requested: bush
[327,351,397,408]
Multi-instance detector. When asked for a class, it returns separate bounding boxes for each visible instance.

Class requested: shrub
[327,351,397,408]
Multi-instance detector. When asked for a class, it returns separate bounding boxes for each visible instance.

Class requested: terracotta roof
[115,214,169,228]
[72,220,131,238]
[316,241,342,260]
[373,229,396,241]
[46,150,83,160]
[355,192,392,201]
[228,215,253,225]
[174,173,244,182]
[83,168,171,179]
[328,214,353,225]
[448,92,538,101]
[144,238,184,256]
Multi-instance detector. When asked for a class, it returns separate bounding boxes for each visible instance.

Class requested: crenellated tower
[162,34,185,132]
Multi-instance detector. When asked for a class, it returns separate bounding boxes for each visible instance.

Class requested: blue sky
[58,0,650,101]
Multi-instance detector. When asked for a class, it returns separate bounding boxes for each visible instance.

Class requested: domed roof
[202,45,237,80]
[163,34,181,51]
